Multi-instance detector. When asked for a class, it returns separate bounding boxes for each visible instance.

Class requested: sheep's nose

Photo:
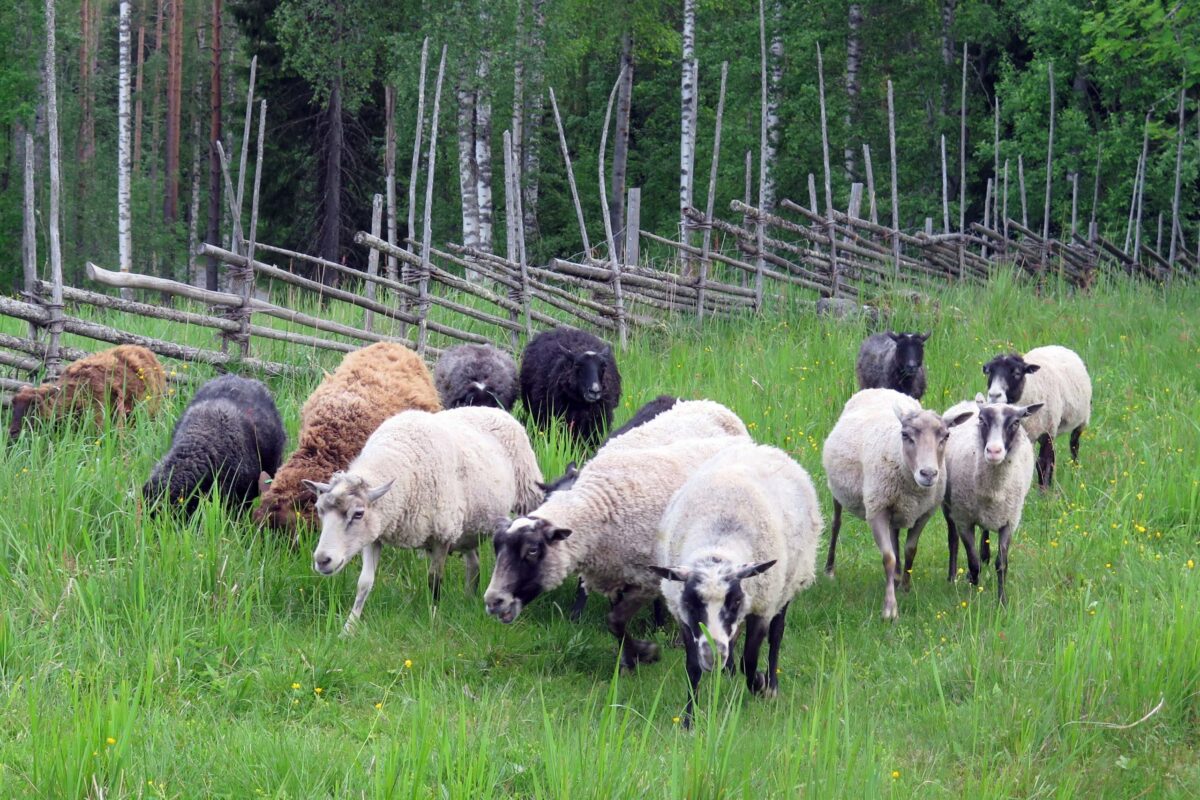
[987,391,1004,403]
[314,553,333,570]
[919,467,938,481]
[590,382,601,394]
[986,445,1004,457]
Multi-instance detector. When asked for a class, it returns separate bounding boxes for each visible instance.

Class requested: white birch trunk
[187,113,202,285]
[385,85,398,281]
[763,0,782,214]
[23,131,38,323]
[407,37,429,258]
[456,85,480,252]
[475,46,495,255]
[609,33,633,260]
[44,0,65,376]
[117,0,133,299]
[522,0,546,239]
[679,0,697,249]
[844,2,862,183]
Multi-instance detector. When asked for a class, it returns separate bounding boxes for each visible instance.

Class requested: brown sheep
[253,342,441,535]
[8,344,166,440]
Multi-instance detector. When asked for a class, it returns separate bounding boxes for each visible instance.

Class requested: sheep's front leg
[945,506,960,581]
[569,578,589,621]
[958,523,982,584]
[901,510,934,591]
[824,500,843,578]
[681,631,703,729]
[764,602,789,698]
[344,540,382,635]
[607,589,659,671]
[462,547,480,595]
[1035,433,1055,488]
[427,543,450,602]
[741,614,769,694]
[1069,425,1084,463]
[995,523,1015,605]
[869,513,899,620]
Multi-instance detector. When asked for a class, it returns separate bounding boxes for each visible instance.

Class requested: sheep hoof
[881,604,898,621]
[824,567,836,579]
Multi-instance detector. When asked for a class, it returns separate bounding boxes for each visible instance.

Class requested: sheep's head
[982,353,1040,403]
[887,332,930,377]
[8,384,56,441]
[485,516,571,624]
[252,472,315,532]
[537,461,579,496]
[975,401,1044,465]
[647,559,776,672]
[306,472,394,576]
[895,405,973,488]
[450,380,503,409]
[561,345,611,404]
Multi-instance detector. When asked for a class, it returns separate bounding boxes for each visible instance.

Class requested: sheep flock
[7,324,1093,726]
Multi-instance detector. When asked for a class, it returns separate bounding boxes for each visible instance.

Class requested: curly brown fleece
[253,342,441,533]
[8,345,167,439]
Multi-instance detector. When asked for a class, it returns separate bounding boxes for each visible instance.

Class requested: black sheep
[855,331,930,400]
[143,374,286,514]
[518,327,621,447]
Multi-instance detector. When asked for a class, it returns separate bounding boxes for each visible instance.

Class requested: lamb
[433,343,519,411]
[8,344,166,440]
[982,345,1091,488]
[305,407,543,633]
[485,401,750,670]
[649,441,822,726]
[518,327,621,446]
[822,388,974,620]
[253,342,441,535]
[855,331,930,400]
[943,399,1042,604]
[143,375,286,515]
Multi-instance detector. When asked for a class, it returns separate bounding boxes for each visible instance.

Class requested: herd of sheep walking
[9,323,1092,726]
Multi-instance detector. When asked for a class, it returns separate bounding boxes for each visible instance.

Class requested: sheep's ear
[1023,363,1041,374]
[646,564,691,582]
[564,461,578,477]
[981,363,990,375]
[886,331,901,342]
[366,480,394,503]
[945,410,975,428]
[974,392,987,403]
[258,471,273,495]
[545,526,572,542]
[732,560,777,580]
[598,344,612,357]
[893,403,911,423]
[301,479,332,496]
[1019,402,1044,417]
[918,332,931,343]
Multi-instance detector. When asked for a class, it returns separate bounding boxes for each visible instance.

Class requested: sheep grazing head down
[305,473,394,576]
[537,461,579,496]
[896,406,974,488]
[888,332,930,377]
[485,516,571,624]
[976,401,1044,464]
[8,385,55,440]
[452,381,503,409]
[647,560,776,672]
[982,353,1041,404]
[562,347,611,404]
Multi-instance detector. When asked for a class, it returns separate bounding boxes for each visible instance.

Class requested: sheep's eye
[351,509,364,521]
[901,433,913,443]
[1013,370,1023,378]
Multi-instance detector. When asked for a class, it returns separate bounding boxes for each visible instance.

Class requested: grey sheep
[855,332,930,400]
[434,343,519,411]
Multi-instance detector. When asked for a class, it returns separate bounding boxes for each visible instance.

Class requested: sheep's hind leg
[681,632,703,729]
[824,500,843,578]
[343,541,381,635]
[1070,425,1084,463]
[1035,433,1055,488]
[741,615,769,695]
[869,514,900,620]
[901,510,933,592]
[763,602,789,698]
[568,578,588,621]
[961,525,982,584]
[945,507,960,581]
[607,589,659,671]
[995,523,1015,606]
[979,528,991,567]
[427,543,450,602]
[462,547,480,595]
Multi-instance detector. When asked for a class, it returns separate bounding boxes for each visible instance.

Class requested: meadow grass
[0,272,1197,798]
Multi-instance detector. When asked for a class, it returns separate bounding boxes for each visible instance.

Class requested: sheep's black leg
[462,548,480,595]
[824,500,843,578]
[653,597,669,630]
[741,614,769,694]
[1070,425,1084,463]
[428,544,449,602]
[960,524,982,584]
[765,603,789,697]
[568,578,588,621]
[979,528,991,567]
[945,506,960,581]
[995,523,1015,605]
[1035,433,1055,488]
[900,510,933,591]
[607,589,659,671]
[724,625,742,675]
[681,632,703,729]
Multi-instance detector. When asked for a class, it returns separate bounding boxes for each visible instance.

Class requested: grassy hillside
[0,273,1197,798]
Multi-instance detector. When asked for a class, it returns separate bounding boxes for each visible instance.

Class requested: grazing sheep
[518,327,621,446]
[143,375,286,514]
[253,342,441,535]
[855,332,930,400]
[434,343,519,411]
[944,399,1042,604]
[982,345,1091,488]
[539,394,681,621]
[649,441,822,726]
[822,388,973,620]
[485,401,749,666]
[305,407,543,632]
[8,345,166,440]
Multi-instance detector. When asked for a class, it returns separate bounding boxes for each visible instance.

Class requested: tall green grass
[0,273,1197,797]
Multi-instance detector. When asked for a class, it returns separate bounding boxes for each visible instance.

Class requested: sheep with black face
[981,345,1091,488]
[434,343,519,411]
[518,327,621,447]
[855,331,930,400]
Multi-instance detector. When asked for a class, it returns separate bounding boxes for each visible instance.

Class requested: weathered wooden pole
[1168,88,1185,267]
[1041,61,1055,272]
[417,45,448,356]
[598,66,628,347]
[1018,154,1029,229]
[407,37,429,260]
[817,43,839,297]
[698,61,728,322]
[941,134,950,233]
[550,87,591,258]
[44,0,65,377]
[364,193,383,332]
[888,79,900,278]
[959,42,967,235]
[862,143,878,226]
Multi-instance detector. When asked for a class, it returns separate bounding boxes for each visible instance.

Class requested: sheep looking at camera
[650,441,822,726]
[306,407,543,632]
[855,332,930,400]
[518,327,621,447]
[8,345,166,440]
[143,374,285,514]
[982,345,1091,488]
[434,343,519,411]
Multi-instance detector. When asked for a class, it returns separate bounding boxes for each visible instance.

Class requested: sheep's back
[597,399,748,453]
[1023,345,1091,438]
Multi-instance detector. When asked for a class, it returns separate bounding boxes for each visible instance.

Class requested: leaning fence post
[698,61,728,322]
[364,192,383,333]
[237,98,267,358]
[417,45,448,357]
[502,130,522,351]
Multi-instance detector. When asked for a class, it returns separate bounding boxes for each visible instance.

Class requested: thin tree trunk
[318,77,344,284]
[118,1,134,300]
[1018,154,1028,229]
[888,79,900,276]
[549,86,590,257]
[940,0,955,121]
[959,43,967,233]
[133,18,146,171]
[680,0,697,265]
[522,0,546,241]
[385,84,398,281]
[1042,61,1055,243]
[457,83,480,252]
[1168,88,1185,266]
[44,0,65,377]
[187,24,206,286]
[78,0,95,168]
[844,2,862,182]
[407,37,429,257]
[475,40,495,255]
[764,0,782,213]
[149,0,165,189]
[417,45,448,355]
[22,130,37,314]
[205,0,222,291]
[164,0,184,222]
[512,0,525,186]
[609,32,633,260]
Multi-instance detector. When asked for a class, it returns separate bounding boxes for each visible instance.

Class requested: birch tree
[679,0,697,253]
[205,0,221,291]
[610,32,633,260]
[457,82,480,252]
[118,0,134,299]
[844,2,862,182]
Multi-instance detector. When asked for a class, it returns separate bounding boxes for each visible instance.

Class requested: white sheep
[305,407,543,632]
[649,441,822,726]
[982,345,1091,488]
[943,399,1042,604]
[484,423,749,670]
[602,398,749,450]
[822,388,974,620]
